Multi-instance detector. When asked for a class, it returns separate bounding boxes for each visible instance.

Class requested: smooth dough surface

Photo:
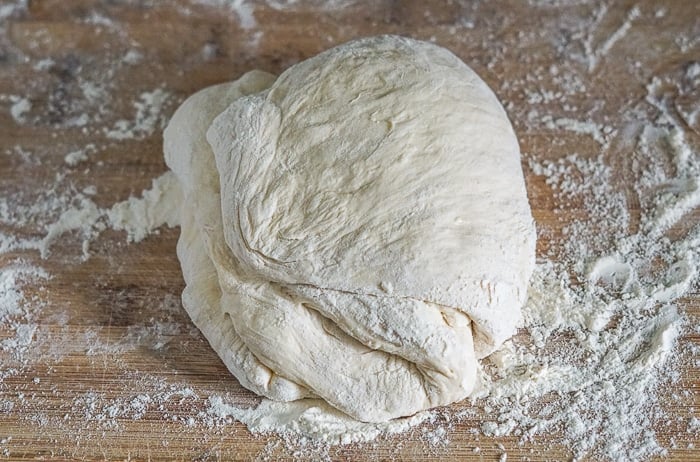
[164,35,536,423]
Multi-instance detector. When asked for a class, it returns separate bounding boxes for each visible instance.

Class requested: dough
[164,35,536,423]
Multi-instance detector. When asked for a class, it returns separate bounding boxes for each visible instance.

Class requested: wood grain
[0,0,698,460]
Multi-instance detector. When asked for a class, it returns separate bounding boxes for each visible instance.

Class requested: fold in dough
[164,35,536,423]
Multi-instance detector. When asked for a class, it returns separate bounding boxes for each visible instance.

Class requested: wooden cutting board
[1,0,698,460]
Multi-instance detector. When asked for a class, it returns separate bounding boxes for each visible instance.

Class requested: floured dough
[164,35,536,423]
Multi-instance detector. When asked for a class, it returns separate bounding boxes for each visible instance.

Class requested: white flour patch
[39,172,181,259]
[107,172,182,242]
[123,49,144,65]
[0,263,47,323]
[9,96,31,124]
[0,262,49,376]
[482,111,699,460]
[64,144,97,167]
[207,397,432,445]
[539,115,615,146]
[586,6,641,72]
[0,1,26,21]
[105,89,171,140]
[64,149,88,166]
[70,382,197,428]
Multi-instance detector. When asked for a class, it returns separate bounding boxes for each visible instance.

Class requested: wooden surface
[0,0,698,460]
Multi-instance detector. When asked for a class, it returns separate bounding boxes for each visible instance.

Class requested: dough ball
[164,35,536,423]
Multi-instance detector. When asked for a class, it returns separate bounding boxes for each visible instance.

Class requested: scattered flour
[123,49,144,65]
[0,1,26,21]
[105,89,171,140]
[207,397,432,445]
[0,262,49,374]
[0,1,698,461]
[9,96,31,124]
[107,172,182,242]
[64,144,96,167]
[477,86,699,460]
[540,115,615,146]
[39,172,181,259]
[0,263,48,324]
[586,6,641,72]
[64,149,88,167]
[70,381,197,428]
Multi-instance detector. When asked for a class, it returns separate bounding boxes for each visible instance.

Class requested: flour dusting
[39,172,181,259]
[0,262,49,376]
[208,397,432,445]
[105,89,172,140]
[0,0,698,460]
[9,96,31,124]
[195,116,698,459]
